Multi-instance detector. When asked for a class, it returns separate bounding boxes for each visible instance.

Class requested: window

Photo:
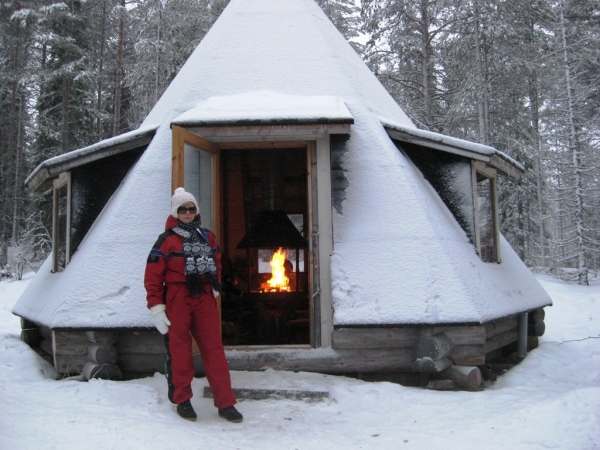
[473,162,500,263]
[52,173,71,272]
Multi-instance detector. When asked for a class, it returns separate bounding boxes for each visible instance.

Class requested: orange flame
[262,248,290,292]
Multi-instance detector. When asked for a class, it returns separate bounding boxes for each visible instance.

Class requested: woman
[144,187,242,423]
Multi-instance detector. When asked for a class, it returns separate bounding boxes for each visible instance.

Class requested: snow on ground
[0,273,598,449]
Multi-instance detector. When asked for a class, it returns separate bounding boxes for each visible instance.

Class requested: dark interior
[219,148,310,346]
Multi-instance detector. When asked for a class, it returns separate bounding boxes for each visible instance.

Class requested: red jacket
[144,215,222,309]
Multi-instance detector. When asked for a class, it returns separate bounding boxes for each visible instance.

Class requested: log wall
[20,307,546,386]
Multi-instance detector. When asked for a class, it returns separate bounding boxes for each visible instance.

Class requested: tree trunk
[559,1,587,286]
[114,0,125,136]
[97,0,107,140]
[472,0,488,145]
[419,0,431,126]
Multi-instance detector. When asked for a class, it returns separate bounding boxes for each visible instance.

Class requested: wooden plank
[179,127,219,154]
[52,331,90,356]
[485,316,517,339]
[429,325,487,346]
[332,327,419,349]
[189,124,351,141]
[116,331,167,355]
[489,154,523,179]
[204,348,416,374]
[204,386,329,402]
[484,330,518,353]
[54,354,88,375]
[450,345,486,366]
[172,126,185,192]
[219,141,307,150]
[85,330,118,345]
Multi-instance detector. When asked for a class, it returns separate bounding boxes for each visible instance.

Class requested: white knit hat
[171,187,199,218]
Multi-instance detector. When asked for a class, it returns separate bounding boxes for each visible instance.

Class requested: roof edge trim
[380,117,525,176]
[26,124,159,191]
[170,117,354,128]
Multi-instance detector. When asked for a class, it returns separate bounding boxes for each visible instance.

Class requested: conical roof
[13,0,550,329]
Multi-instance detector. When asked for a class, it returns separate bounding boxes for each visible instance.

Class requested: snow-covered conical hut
[13,0,551,386]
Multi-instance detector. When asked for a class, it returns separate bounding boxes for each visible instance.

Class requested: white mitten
[150,304,171,334]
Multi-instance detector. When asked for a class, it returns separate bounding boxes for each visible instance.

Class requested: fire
[261,247,290,292]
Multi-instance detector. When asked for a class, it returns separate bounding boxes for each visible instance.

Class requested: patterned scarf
[172,221,220,297]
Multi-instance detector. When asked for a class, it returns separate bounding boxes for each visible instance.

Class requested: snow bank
[1,274,598,449]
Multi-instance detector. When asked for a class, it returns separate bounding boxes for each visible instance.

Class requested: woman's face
[177,202,197,223]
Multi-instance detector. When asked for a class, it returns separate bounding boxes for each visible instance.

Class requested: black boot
[218,405,243,423]
[177,400,197,421]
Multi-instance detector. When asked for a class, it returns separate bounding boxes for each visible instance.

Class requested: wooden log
[85,330,118,345]
[503,336,540,355]
[116,331,167,355]
[528,336,539,350]
[428,325,486,346]
[413,334,453,360]
[412,357,453,373]
[529,308,545,323]
[485,316,517,339]
[82,362,122,380]
[450,345,486,366]
[39,325,52,340]
[484,330,518,353]
[52,331,89,356]
[88,344,118,365]
[528,320,545,337]
[332,327,419,349]
[203,348,416,374]
[438,365,482,391]
[54,354,88,375]
[39,338,53,356]
[21,328,41,347]
[21,318,38,329]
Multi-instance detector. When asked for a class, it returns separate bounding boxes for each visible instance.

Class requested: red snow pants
[164,283,236,408]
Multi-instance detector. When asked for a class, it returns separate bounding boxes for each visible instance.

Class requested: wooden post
[517,312,528,363]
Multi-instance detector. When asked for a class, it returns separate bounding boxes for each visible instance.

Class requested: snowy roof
[13,0,550,330]
[171,91,354,127]
[381,117,525,175]
[26,125,159,191]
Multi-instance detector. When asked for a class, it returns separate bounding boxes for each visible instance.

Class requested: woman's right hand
[150,304,171,334]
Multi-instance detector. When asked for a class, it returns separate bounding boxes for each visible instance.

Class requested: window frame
[472,161,501,263]
[51,172,71,272]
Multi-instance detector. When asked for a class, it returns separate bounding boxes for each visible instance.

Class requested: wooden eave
[26,127,158,192]
[173,123,352,145]
[384,126,524,179]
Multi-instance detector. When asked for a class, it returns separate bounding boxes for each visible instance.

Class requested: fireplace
[219,148,310,346]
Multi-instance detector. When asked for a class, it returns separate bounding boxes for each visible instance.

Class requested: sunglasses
[177,206,197,214]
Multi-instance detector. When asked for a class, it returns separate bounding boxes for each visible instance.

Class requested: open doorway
[218,148,310,346]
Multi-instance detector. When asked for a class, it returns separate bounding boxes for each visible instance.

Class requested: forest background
[0,0,598,284]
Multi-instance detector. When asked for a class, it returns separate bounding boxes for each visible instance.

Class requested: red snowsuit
[144,215,236,408]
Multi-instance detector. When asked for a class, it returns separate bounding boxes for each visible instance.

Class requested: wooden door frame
[172,124,345,348]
